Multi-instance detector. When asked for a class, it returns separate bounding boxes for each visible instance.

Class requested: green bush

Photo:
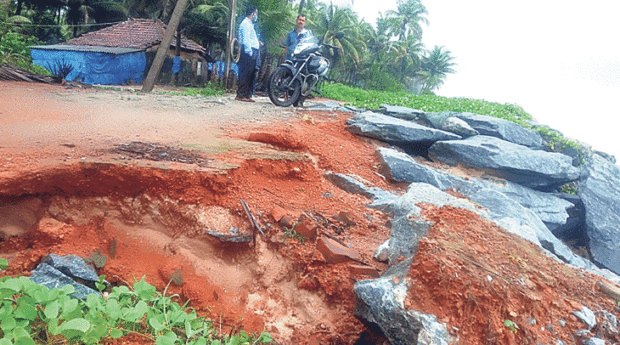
[0,30,49,74]
[0,275,272,344]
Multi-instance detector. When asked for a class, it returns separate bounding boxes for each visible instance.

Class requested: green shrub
[0,30,49,75]
[0,275,272,344]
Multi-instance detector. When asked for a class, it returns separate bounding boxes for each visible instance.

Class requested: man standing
[284,14,312,61]
[236,6,259,102]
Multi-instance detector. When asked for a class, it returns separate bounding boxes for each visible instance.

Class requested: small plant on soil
[504,319,519,333]
[284,224,307,243]
[95,275,107,293]
[0,274,272,344]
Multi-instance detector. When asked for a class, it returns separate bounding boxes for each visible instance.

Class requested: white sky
[323,0,620,160]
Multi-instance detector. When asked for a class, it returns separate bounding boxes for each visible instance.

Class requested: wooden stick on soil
[240,199,264,249]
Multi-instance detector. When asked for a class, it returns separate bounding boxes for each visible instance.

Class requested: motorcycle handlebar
[322,43,341,50]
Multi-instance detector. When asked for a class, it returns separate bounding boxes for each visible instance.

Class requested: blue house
[31,18,212,86]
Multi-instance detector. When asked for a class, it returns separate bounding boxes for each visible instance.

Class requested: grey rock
[30,263,99,299]
[578,154,620,276]
[377,146,574,231]
[374,239,390,262]
[376,147,453,186]
[370,182,477,265]
[304,100,354,113]
[550,193,585,238]
[410,310,452,345]
[497,183,574,231]
[385,217,432,265]
[573,306,596,329]
[423,112,479,137]
[354,278,423,345]
[42,253,99,283]
[428,136,581,190]
[347,111,462,144]
[585,338,606,345]
[206,227,252,243]
[324,171,392,200]
[378,104,425,120]
[354,258,453,345]
[375,147,620,283]
[454,112,543,148]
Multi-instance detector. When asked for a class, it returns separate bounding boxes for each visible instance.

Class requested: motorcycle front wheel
[267,66,301,107]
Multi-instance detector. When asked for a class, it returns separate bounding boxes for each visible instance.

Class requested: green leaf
[0,316,16,332]
[105,298,120,320]
[61,298,79,315]
[47,317,60,336]
[0,278,21,294]
[155,332,178,345]
[59,318,91,339]
[258,332,272,343]
[134,276,156,301]
[14,297,37,321]
[109,328,124,339]
[190,339,207,345]
[0,338,13,345]
[149,316,165,331]
[210,340,221,345]
[43,300,60,319]
[11,327,30,340]
[61,284,75,295]
[86,293,101,310]
[13,336,35,345]
[33,288,51,304]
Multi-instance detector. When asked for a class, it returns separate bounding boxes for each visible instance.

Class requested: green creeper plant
[0,275,272,344]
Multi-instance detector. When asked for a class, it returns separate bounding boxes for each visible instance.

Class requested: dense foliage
[0,0,454,93]
[0,272,272,345]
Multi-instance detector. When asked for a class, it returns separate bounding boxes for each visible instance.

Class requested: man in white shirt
[236,6,259,102]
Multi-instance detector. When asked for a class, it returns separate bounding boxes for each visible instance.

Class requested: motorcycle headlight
[318,57,329,76]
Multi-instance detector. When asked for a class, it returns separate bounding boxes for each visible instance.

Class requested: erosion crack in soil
[2,81,620,345]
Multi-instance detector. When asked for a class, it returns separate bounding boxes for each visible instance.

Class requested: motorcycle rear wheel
[267,66,301,107]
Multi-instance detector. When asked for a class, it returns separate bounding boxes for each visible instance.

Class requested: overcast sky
[322,0,620,161]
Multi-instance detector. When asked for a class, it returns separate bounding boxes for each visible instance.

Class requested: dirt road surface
[2,81,620,345]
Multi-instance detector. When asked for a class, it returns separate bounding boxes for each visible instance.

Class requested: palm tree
[384,0,428,41]
[311,2,365,82]
[416,45,455,92]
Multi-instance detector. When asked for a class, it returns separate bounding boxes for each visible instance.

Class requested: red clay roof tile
[63,18,205,53]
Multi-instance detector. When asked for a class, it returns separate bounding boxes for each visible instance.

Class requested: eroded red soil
[1,81,620,345]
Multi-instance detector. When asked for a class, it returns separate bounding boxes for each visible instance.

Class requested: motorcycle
[267,35,339,107]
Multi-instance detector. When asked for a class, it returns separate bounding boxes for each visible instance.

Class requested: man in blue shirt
[236,6,260,102]
[284,14,312,61]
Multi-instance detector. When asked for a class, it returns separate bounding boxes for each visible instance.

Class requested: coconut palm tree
[311,2,365,82]
[384,0,428,41]
[416,45,455,92]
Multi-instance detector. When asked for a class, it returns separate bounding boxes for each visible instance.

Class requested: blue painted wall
[31,49,147,85]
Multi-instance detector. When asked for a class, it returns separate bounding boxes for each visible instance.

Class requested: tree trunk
[15,0,23,16]
[142,0,189,92]
[298,0,306,14]
[224,0,236,89]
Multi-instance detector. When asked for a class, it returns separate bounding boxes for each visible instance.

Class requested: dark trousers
[237,48,258,99]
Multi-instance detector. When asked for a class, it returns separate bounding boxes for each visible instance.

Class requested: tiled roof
[63,18,205,54]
